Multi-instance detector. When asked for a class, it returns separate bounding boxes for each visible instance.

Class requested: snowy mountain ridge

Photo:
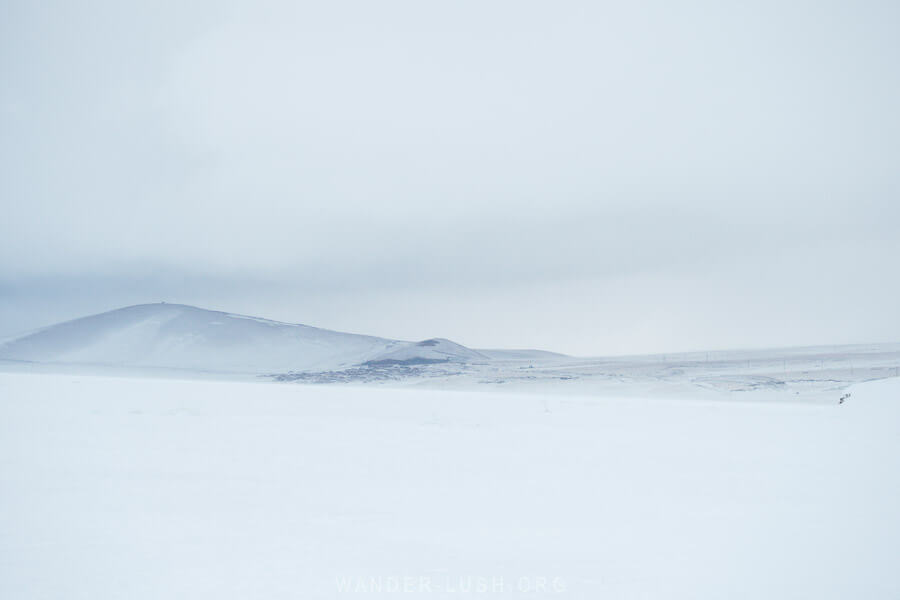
[0,303,489,374]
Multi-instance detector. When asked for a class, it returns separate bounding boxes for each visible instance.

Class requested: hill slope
[0,304,483,374]
[364,338,488,365]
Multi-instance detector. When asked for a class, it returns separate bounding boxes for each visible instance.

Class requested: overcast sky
[1,0,898,355]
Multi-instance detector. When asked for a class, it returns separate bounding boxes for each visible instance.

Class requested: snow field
[1,372,898,599]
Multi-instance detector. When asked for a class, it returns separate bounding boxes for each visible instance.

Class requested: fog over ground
[2,0,898,355]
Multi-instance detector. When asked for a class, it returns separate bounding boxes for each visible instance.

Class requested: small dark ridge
[417,339,440,347]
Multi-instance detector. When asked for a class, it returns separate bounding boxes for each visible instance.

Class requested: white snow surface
[1,371,899,599]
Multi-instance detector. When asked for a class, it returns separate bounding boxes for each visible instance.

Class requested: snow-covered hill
[364,338,488,365]
[0,304,484,374]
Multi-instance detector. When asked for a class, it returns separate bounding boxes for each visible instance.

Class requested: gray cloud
[2,0,898,354]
